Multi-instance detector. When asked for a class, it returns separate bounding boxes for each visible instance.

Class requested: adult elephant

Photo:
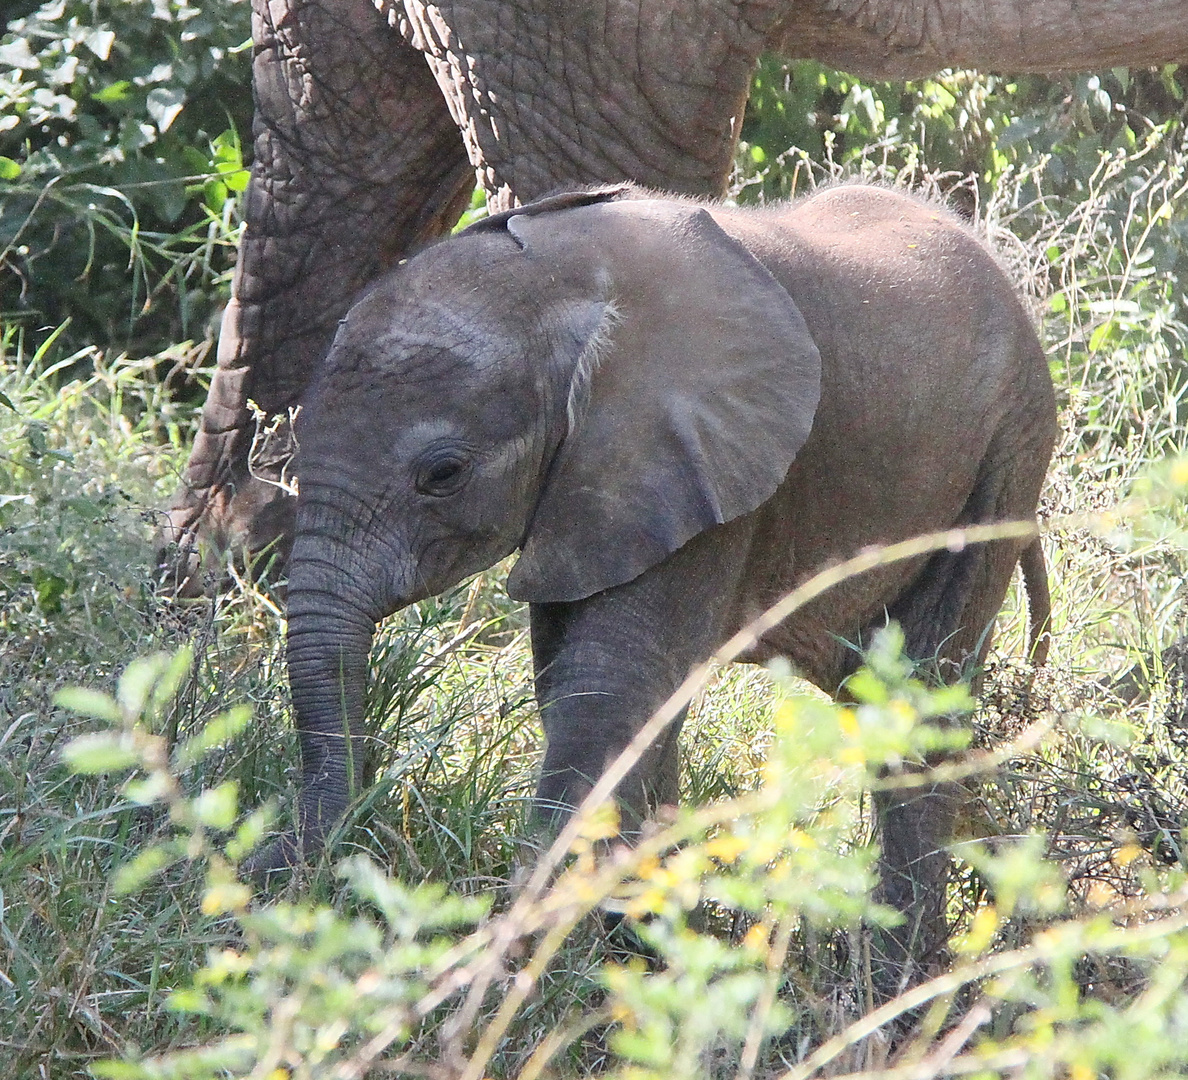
[159,0,1188,587]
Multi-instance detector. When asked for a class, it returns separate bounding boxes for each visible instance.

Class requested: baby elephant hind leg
[869,530,1033,1002]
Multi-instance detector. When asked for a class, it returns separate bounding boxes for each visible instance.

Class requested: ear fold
[505,198,821,604]
[464,184,633,235]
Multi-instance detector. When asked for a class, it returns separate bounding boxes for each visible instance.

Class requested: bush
[0,0,252,363]
[7,12,1188,1077]
[51,619,1188,1079]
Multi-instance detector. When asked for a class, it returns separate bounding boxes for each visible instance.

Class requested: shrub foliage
[5,3,1188,1077]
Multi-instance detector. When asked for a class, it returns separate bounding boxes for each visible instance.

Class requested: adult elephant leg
[399,1,783,206]
[161,0,473,593]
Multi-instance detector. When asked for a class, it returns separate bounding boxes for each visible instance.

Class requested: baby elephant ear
[506,199,822,603]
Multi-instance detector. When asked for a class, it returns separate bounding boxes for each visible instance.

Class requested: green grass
[5,84,1188,1080]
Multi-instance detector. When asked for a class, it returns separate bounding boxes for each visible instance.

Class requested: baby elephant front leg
[526,522,752,831]
[529,600,693,830]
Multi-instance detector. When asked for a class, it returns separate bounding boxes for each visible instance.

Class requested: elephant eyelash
[566,300,620,436]
[414,447,473,496]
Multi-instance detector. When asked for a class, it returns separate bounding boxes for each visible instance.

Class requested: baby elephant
[268,183,1056,979]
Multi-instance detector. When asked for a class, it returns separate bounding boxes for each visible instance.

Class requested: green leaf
[117,656,165,719]
[91,79,131,104]
[193,781,239,830]
[125,773,173,806]
[0,157,20,180]
[113,844,177,895]
[843,667,888,705]
[26,426,47,456]
[1089,319,1116,352]
[32,570,68,613]
[1077,714,1137,747]
[222,168,249,194]
[174,705,251,768]
[964,834,1066,916]
[211,129,249,192]
[151,646,194,716]
[54,687,123,723]
[202,177,227,214]
[997,115,1043,150]
[225,803,274,862]
[90,1062,151,1080]
[117,650,188,721]
[61,732,138,774]
[165,988,212,1015]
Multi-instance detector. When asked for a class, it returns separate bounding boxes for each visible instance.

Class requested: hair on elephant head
[257,181,1057,989]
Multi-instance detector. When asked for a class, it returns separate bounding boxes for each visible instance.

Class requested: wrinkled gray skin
[158,0,1185,587]
[268,183,1056,983]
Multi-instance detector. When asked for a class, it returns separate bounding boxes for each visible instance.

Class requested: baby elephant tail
[1020,537,1051,667]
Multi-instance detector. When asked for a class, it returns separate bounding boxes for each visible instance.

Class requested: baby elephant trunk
[246,545,379,873]
[286,604,374,847]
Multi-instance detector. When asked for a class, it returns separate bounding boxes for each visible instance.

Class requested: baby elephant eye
[415,450,471,497]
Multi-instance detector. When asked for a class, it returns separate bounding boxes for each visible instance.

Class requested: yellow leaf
[773,700,801,734]
[955,904,999,954]
[742,923,770,955]
[201,882,251,916]
[636,854,661,879]
[889,699,915,723]
[1086,881,1117,908]
[837,707,859,737]
[787,828,817,850]
[625,888,666,917]
[704,834,748,863]
[1114,843,1144,867]
[577,800,620,842]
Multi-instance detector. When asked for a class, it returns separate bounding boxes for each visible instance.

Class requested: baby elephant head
[278,187,821,862]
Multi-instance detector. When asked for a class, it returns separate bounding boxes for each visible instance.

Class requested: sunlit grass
[5,95,1188,1080]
